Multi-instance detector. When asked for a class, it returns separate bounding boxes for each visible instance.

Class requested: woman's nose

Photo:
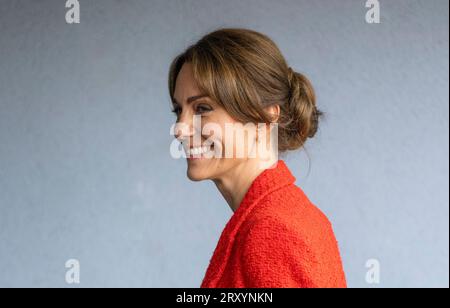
[174,112,195,141]
[174,125,192,142]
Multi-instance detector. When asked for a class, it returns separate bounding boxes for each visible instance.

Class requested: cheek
[201,112,256,159]
[215,118,236,157]
[200,116,227,148]
[219,122,257,159]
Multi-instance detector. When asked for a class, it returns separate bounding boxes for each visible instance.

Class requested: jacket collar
[236,159,296,215]
[201,160,296,287]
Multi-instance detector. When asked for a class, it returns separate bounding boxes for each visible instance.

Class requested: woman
[168,28,347,288]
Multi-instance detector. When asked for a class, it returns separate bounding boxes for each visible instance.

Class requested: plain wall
[0,0,448,287]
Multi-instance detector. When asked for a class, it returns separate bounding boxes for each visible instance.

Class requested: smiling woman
[167,28,346,288]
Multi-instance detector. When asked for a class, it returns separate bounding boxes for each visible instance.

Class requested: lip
[187,156,203,160]
[187,154,208,160]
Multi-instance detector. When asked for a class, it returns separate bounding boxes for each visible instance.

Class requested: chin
[186,164,210,181]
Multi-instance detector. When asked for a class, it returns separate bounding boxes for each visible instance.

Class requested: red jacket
[201,160,347,288]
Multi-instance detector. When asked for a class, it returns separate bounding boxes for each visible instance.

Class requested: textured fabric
[201,160,347,288]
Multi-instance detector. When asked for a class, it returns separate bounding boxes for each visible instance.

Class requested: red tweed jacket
[201,160,347,288]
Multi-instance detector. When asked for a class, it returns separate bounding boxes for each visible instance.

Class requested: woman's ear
[256,104,280,143]
[265,104,281,123]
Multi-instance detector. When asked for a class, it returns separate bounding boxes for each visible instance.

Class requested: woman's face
[172,63,256,181]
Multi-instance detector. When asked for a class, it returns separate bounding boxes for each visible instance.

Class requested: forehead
[173,63,202,103]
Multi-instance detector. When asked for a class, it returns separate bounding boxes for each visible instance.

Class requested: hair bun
[279,67,322,151]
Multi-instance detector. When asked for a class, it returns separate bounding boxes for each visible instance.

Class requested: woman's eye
[196,105,212,114]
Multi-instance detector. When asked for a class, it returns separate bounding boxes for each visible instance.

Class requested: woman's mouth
[186,144,215,160]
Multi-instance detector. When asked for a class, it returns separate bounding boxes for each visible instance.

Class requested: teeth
[187,146,212,156]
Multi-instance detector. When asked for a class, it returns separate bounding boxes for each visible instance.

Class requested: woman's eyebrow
[187,94,209,103]
[173,94,209,105]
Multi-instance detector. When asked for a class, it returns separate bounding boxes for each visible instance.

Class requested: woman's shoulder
[255,184,332,228]
[233,183,347,288]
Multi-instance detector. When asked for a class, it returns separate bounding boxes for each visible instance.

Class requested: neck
[212,156,278,212]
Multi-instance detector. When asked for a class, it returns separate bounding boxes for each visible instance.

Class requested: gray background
[0,0,448,288]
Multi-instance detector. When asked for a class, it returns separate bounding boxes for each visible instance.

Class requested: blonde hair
[168,28,322,152]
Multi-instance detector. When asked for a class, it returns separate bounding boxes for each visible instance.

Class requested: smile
[186,144,215,159]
